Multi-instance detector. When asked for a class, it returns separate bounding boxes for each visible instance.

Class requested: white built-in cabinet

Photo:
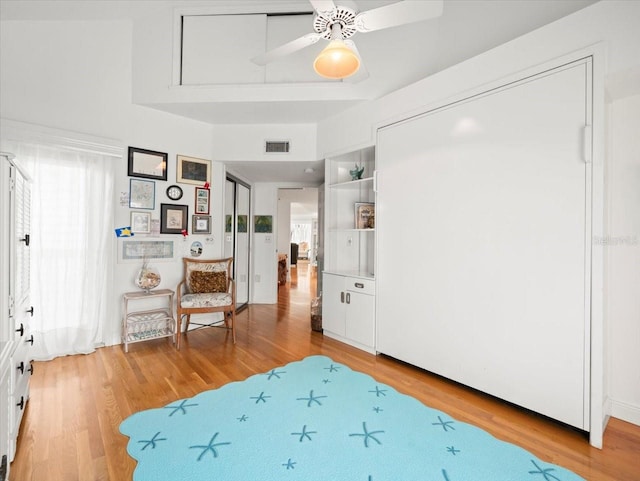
[0,152,34,477]
[322,147,376,353]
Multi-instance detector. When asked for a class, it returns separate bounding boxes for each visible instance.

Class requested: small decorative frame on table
[355,202,375,229]
[195,187,210,214]
[129,178,155,210]
[160,203,188,234]
[177,155,211,185]
[130,211,151,234]
[192,215,211,234]
[128,147,167,181]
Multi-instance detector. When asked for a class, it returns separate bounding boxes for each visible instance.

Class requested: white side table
[122,289,176,352]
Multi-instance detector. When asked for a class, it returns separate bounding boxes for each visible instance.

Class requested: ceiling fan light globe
[313,40,360,79]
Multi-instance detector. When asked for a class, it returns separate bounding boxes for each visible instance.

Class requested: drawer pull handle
[16,323,24,336]
[27,334,34,346]
[27,306,34,316]
[28,363,34,375]
[17,396,24,410]
[354,282,364,288]
[340,292,345,303]
[17,361,24,374]
[346,293,351,304]
[19,234,30,246]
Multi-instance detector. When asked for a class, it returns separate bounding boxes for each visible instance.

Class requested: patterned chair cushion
[189,270,227,293]
[185,260,229,293]
[181,292,232,308]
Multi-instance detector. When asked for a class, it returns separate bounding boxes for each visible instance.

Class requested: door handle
[27,306,34,316]
[340,292,345,303]
[27,334,34,346]
[346,293,351,304]
[19,234,30,246]
[16,323,24,336]
[27,362,34,375]
[17,361,24,375]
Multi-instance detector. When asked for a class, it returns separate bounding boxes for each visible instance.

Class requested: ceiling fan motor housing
[313,6,357,39]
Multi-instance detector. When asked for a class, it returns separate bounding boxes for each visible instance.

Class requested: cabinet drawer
[345,277,375,296]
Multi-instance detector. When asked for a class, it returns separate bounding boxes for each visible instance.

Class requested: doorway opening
[277,188,320,309]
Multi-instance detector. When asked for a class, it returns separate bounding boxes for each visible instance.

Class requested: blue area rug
[120,355,584,481]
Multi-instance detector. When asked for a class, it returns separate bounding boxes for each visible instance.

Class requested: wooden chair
[175,257,236,349]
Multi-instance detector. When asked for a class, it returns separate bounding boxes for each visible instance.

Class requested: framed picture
[192,215,211,234]
[128,147,167,181]
[118,240,174,263]
[254,215,273,233]
[195,187,210,214]
[237,215,248,233]
[355,202,375,229]
[130,211,151,234]
[177,155,211,185]
[160,203,188,234]
[129,178,155,210]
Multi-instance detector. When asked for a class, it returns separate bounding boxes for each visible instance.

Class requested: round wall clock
[166,185,183,201]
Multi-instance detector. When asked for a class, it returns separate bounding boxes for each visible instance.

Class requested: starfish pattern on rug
[250,391,271,404]
[446,446,460,455]
[432,415,455,432]
[324,364,340,372]
[237,415,248,422]
[265,369,286,380]
[164,400,198,416]
[282,458,296,469]
[349,422,384,447]
[138,432,166,451]
[373,406,383,413]
[528,460,562,481]
[188,433,231,461]
[296,390,327,407]
[368,386,388,397]
[291,425,317,442]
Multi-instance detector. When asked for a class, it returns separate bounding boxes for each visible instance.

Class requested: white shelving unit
[322,146,376,353]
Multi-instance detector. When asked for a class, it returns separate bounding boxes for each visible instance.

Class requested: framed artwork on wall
[127,147,168,181]
[254,215,273,233]
[129,178,155,210]
[195,187,210,214]
[130,211,151,234]
[177,155,211,185]
[160,203,188,234]
[192,215,211,234]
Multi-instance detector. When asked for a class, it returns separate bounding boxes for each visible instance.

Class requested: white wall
[211,124,317,162]
[0,18,223,346]
[315,0,640,432]
[606,94,640,425]
[251,183,279,304]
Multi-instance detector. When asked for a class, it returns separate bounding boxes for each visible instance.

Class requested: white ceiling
[0,0,598,185]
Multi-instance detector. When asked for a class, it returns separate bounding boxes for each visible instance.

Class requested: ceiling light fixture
[313,23,360,79]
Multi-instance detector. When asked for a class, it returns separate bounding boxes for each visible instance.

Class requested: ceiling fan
[251,0,443,80]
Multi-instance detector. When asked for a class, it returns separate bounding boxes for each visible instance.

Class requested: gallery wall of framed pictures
[121,147,215,256]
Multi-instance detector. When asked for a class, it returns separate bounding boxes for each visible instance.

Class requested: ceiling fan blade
[343,40,369,83]
[308,0,337,16]
[355,0,443,33]
[251,33,323,65]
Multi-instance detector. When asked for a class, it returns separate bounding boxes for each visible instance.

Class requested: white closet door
[376,61,590,429]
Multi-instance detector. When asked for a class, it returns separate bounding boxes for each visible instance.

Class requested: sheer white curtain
[5,141,115,360]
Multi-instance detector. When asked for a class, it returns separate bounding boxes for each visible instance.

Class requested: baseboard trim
[609,399,640,427]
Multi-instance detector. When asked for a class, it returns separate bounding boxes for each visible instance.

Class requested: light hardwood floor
[10,261,640,480]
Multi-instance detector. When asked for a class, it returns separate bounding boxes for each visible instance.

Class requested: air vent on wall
[265,140,290,153]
